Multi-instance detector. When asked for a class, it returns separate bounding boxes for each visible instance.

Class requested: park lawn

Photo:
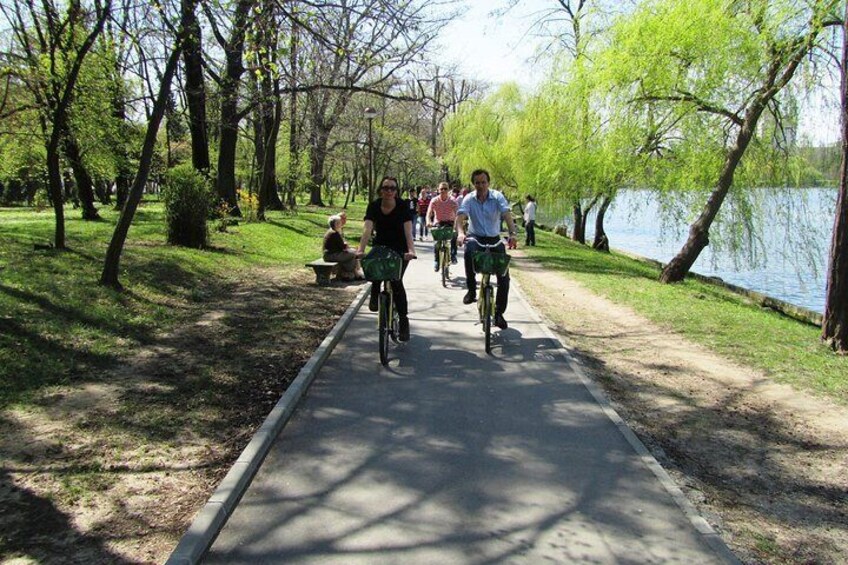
[0,200,363,409]
[522,229,847,404]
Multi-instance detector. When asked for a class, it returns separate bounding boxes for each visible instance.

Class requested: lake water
[537,188,838,313]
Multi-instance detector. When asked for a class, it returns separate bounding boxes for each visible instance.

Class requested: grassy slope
[522,230,846,404]
[0,200,365,408]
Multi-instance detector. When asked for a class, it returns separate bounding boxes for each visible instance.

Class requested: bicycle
[470,238,511,354]
[431,226,455,287]
[361,246,403,366]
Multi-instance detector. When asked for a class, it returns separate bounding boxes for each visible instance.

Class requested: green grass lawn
[0,199,366,409]
[522,229,847,404]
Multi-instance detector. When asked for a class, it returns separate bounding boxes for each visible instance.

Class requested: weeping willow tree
[442,83,523,190]
[598,0,842,283]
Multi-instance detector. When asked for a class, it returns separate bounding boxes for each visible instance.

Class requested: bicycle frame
[436,238,451,287]
[468,238,509,354]
[377,279,398,366]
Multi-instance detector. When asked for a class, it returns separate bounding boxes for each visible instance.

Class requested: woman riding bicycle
[355,176,417,341]
[455,169,518,330]
[426,181,459,270]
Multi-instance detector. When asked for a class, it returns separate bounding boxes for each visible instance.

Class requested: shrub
[162,164,211,248]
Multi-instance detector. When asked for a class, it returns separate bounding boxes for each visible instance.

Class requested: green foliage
[443,83,524,188]
[162,165,211,248]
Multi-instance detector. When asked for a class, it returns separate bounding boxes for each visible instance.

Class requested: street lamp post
[364,107,377,201]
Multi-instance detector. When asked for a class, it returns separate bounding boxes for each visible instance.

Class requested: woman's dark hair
[470,169,490,183]
[379,176,399,189]
[526,195,535,202]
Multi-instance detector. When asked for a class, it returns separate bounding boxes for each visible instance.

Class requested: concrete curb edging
[510,276,741,564]
[165,284,370,565]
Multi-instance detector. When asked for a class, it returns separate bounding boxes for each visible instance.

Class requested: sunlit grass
[522,229,846,403]
[0,199,365,408]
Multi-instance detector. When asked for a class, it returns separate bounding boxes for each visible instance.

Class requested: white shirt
[524,201,537,222]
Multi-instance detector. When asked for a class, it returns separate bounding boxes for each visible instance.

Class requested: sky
[430,0,840,146]
[432,0,551,89]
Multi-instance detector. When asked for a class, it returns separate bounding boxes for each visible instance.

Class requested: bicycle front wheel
[378,291,391,366]
[482,284,494,354]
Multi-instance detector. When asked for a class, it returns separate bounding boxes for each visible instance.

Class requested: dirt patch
[511,255,848,564]
[0,268,362,564]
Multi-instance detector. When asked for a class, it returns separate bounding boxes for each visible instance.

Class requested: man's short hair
[470,169,490,183]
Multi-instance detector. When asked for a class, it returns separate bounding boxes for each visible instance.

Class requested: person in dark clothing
[355,176,417,341]
[523,195,537,246]
[323,213,363,280]
[407,188,419,238]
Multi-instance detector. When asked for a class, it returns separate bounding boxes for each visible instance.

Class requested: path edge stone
[165,284,369,565]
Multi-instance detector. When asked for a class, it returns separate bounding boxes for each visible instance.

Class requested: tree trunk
[213,0,252,215]
[822,6,848,353]
[257,89,284,214]
[286,13,299,208]
[62,128,100,220]
[111,80,131,209]
[593,195,612,252]
[46,142,66,248]
[182,0,210,172]
[95,179,112,205]
[571,203,585,244]
[579,195,599,243]
[308,126,328,206]
[101,32,186,289]
[660,103,764,283]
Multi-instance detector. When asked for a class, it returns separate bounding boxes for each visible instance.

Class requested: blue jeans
[464,235,510,315]
[417,215,429,238]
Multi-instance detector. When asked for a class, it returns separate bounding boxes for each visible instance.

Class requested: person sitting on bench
[323,212,364,281]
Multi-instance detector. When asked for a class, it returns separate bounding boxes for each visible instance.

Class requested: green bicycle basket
[431,227,456,241]
[473,251,511,276]
[361,246,403,281]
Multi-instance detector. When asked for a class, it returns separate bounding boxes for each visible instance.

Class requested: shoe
[368,291,379,312]
[494,313,508,330]
[434,262,440,272]
[398,317,410,341]
[462,290,476,304]
[451,256,458,264]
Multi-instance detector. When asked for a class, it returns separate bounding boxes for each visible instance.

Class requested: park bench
[306,259,338,286]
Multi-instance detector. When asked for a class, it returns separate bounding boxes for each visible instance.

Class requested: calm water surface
[539,188,838,313]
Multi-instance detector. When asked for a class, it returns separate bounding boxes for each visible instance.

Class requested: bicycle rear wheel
[482,284,494,354]
[379,291,390,366]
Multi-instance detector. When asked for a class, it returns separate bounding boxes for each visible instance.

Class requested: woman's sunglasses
[380,185,397,191]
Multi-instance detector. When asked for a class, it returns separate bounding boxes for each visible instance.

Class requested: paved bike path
[203,241,735,564]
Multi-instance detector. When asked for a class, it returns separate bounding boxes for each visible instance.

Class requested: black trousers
[370,260,411,317]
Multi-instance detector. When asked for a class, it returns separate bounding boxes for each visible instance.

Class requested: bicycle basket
[431,227,455,241]
[361,246,403,281]
[473,251,510,275]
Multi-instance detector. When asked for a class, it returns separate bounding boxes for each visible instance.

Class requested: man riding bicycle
[455,169,518,330]
[426,181,459,270]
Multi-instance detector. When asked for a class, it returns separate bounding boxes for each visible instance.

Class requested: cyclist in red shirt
[426,181,459,268]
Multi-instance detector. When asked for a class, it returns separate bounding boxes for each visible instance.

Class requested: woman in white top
[523,195,537,246]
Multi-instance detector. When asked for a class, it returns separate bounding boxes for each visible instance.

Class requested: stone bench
[306,259,338,286]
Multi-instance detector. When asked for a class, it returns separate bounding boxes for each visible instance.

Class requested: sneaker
[451,256,458,264]
[462,290,477,305]
[368,290,379,312]
[434,262,440,272]
[494,313,508,330]
[398,317,410,341]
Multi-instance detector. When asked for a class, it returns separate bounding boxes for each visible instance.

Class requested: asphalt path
[203,239,735,564]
